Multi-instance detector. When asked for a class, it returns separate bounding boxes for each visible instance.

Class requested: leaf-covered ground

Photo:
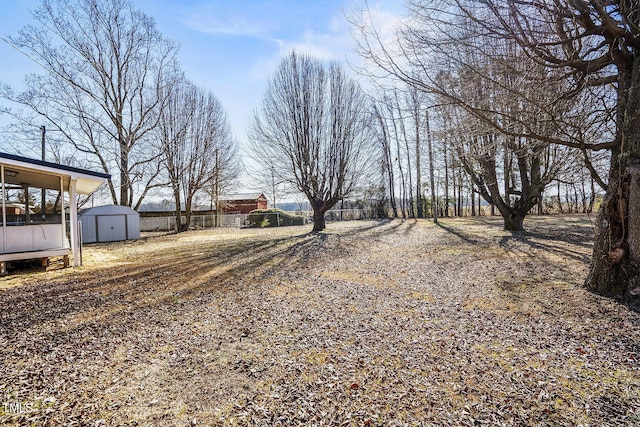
[0,216,638,426]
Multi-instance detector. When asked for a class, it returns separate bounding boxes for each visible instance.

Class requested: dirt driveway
[0,216,638,426]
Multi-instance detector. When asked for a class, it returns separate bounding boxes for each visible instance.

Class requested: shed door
[97,215,127,242]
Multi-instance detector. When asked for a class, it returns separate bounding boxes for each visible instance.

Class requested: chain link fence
[140,214,249,232]
[139,209,375,232]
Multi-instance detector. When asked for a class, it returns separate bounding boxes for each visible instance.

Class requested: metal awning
[0,152,111,271]
[0,152,110,194]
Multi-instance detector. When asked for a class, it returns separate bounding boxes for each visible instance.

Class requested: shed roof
[0,152,110,194]
[219,193,266,201]
[79,205,139,216]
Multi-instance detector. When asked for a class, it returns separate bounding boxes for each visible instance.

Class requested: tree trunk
[389,173,398,218]
[182,193,194,232]
[173,188,182,232]
[452,171,457,216]
[537,192,544,215]
[504,147,511,206]
[586,168,640,296]
[119,138,129,206]
[503,211,525,232]
[416,136,423,219]
[587,177,596,214]
[457,172,463,216]
[312,209,326,232]
[389,102,407,219]
[426,110,437,224]
[309,199,329,232]
[586,55,640,297]
[374,104,398,218]
[444,142,449,217]
[404,137,415,218]
[557,181,563,213]
[628,164,640,279]
[473,140,538,232]
[471,189,476,216]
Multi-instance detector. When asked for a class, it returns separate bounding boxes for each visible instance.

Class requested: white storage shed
[79,205,140,243]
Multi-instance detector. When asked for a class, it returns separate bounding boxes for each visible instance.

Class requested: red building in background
[219,193,268,214]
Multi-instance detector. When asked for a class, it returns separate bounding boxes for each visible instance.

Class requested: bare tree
[158,78,238,232]
[353,0,639,297]
[353,0,601,229]
[370,85,428,219]
[244,158,293,209]
[249,51,373,232]
[417,35,568,229]
[425,109,438,222]
[1,0,179,207]
[371,102,398,217]
[385,92,409,218]
[458,0,640,297]
[433,47,572,228]
[407,87,425,218]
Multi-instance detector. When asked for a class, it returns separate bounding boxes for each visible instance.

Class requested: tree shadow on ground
[622,298,640,314]
[0,220,398,344]
[402,219,418,234]
[434,216,592,262]
[498,228,592,263]
[323,219,393,236]
[435,222,479,244]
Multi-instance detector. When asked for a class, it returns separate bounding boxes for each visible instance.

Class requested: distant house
[4,203,33,216]
[219,193,268,214]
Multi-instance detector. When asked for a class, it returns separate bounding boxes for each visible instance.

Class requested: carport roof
[0,152,110,194]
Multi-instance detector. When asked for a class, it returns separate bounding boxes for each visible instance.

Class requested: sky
[0,0,404,156]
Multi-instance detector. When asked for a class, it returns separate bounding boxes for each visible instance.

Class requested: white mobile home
[0,152,109,274]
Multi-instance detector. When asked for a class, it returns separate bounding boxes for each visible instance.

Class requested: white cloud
[176,0,406,139]
[248,4,387,80]
[179,0,405,83]
[249,1,405,85]
[351,1,406,53]
[187,17,266,38]
[179,3,274,38]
